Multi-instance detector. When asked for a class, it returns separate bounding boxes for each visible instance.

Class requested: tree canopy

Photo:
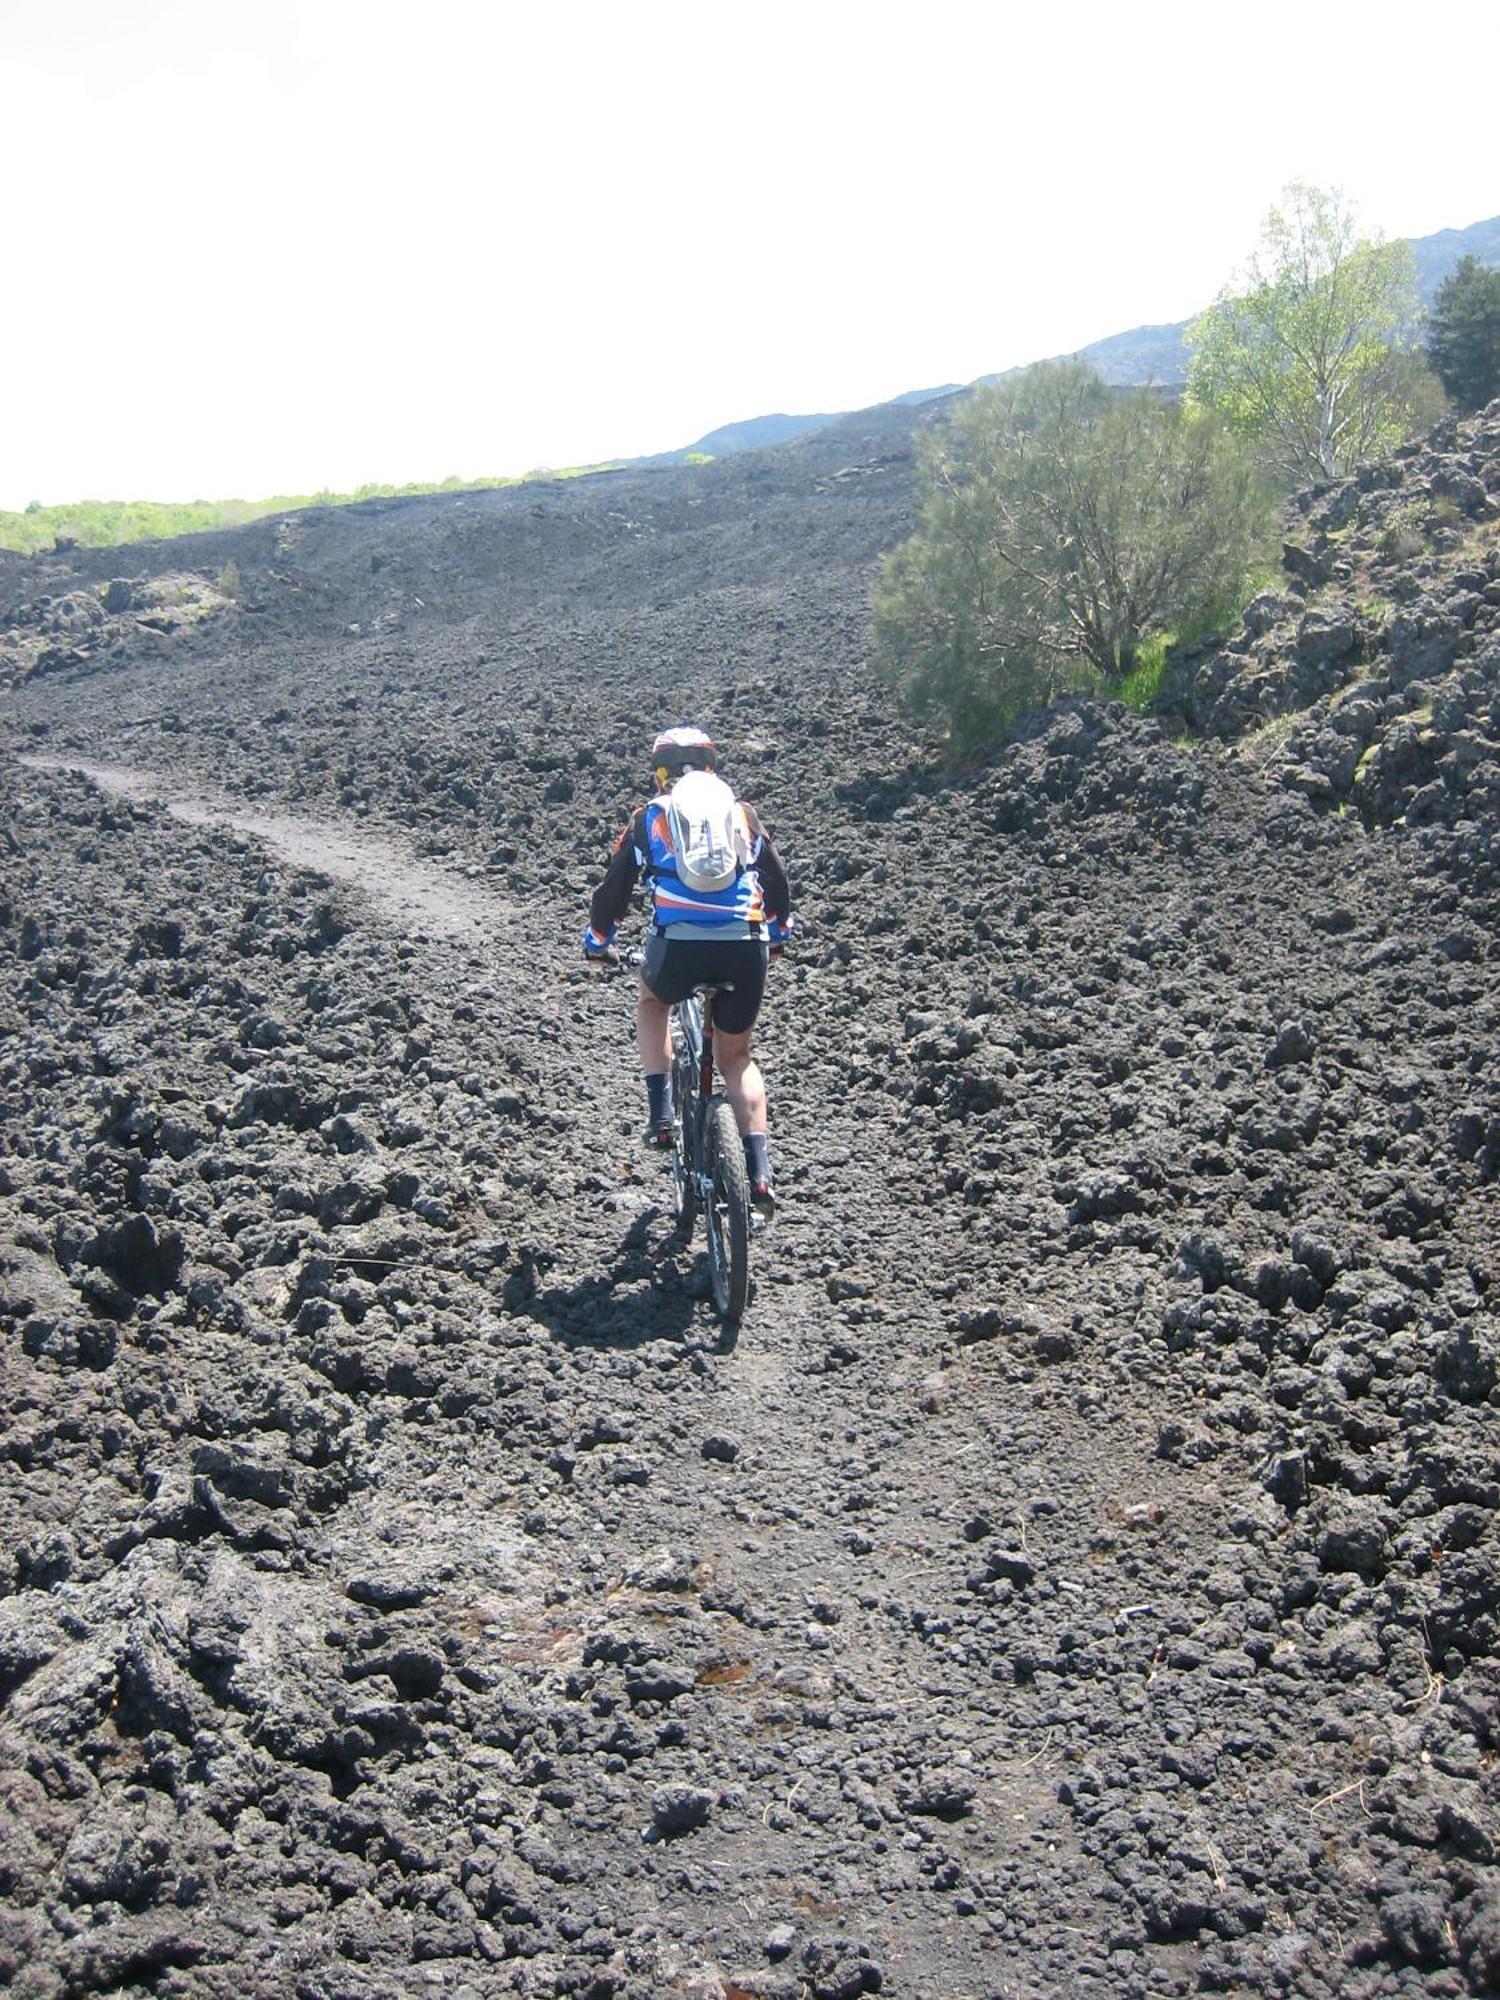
[873,362,1267,749]
[1187,183,1443,485]
[1427,255,1500,414]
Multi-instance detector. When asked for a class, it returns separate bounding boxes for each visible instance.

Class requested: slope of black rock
[1,407,1498,1999]
[1162,403,1500,878]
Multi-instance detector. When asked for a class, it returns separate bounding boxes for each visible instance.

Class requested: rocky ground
[1,400,1497,2000]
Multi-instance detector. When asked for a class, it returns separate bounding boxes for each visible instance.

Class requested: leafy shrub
[874,362,1270,749]
[1188,182,1445,485]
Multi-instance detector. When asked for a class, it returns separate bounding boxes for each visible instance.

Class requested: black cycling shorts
[641,934,768,1035]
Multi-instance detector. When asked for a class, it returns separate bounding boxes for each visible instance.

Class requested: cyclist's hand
[767,916,793,960]
[582,925,619,967]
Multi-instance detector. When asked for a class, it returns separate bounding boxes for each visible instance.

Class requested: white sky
[4,0,1498,509]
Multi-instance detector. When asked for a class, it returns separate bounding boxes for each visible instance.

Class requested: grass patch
[1239,709,1299,766]
[0,463,625,557]
[1116,632,1174,712]
[1458,518,1500,565]
[1236,568,1281,605]
[1246,710,1297,744]
[1328,672,1384,708]
[1111,569,1282,716]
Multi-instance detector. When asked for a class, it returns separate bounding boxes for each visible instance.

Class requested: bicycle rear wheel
[705,1098,751,1323]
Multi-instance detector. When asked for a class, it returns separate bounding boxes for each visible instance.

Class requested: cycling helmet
[651,723,717,787]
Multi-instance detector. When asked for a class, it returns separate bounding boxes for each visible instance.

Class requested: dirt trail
[18,754,517,950]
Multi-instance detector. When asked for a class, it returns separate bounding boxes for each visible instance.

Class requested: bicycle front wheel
[705,1098,751,1323]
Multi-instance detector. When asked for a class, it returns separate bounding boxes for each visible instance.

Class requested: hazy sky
[5,0,1499,508]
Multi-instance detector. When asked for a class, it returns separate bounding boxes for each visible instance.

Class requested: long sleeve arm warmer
[588,808,646,935]
[746,805,791,925]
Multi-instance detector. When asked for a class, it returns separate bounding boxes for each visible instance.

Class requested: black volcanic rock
[2,395,1498,1998]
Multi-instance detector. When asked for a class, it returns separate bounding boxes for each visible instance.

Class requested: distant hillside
[885,385,964,408]
[1055,210,1500,389]
[0,467,612,559]
[642,385,960,466]
[1408,213,1500,297]
[646,412,842,462]
[674,211,1500,450]
[13,213,1495,556]
[1071,323,1191,386]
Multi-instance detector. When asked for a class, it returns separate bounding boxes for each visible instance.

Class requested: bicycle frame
[671,988,722,1209]
[678,994,716,1129]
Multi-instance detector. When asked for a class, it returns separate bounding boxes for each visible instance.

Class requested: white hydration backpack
[666,770,748,892]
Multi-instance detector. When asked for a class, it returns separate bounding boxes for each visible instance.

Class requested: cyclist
[583,724,791,1214]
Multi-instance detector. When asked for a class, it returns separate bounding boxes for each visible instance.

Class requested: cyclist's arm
[745,805,791,925]
[588,806,647,936]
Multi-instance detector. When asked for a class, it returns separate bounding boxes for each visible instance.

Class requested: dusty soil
[1,402,1498,2000]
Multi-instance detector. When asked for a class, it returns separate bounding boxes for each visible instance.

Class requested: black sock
[645,1072,671,1126]
[743,1132,771,1182]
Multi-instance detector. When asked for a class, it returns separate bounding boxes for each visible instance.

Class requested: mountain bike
[623,953,753,1323]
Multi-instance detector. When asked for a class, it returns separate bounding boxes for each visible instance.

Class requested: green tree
[873,361,1267,748]
[1188,183,1444,485]
[1427,255,1500,413]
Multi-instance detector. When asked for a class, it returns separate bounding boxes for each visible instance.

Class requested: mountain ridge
[640,384,960,466]
[647,209,1500,460]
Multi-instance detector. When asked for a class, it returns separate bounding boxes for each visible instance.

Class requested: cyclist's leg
[714,1028,767,1136]
[713,939,773,1208]
[636,981,671,1073]
[717,1026,774,1211]
[637,935,678,1138]
[711,939,770,1146]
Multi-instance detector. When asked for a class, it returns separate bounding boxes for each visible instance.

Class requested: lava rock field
[1,401,1497,1999]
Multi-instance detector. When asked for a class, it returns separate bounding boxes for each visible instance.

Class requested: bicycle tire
[670,1035,698,1233]
[705,1097,751,1323]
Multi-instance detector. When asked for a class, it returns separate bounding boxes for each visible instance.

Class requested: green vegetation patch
[1115,633,1174,713]
[873,361,1271,753]
[0,464,621,557]
[1187,181,1444,487]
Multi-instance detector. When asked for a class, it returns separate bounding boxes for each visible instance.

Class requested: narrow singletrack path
[19,754,519,948]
